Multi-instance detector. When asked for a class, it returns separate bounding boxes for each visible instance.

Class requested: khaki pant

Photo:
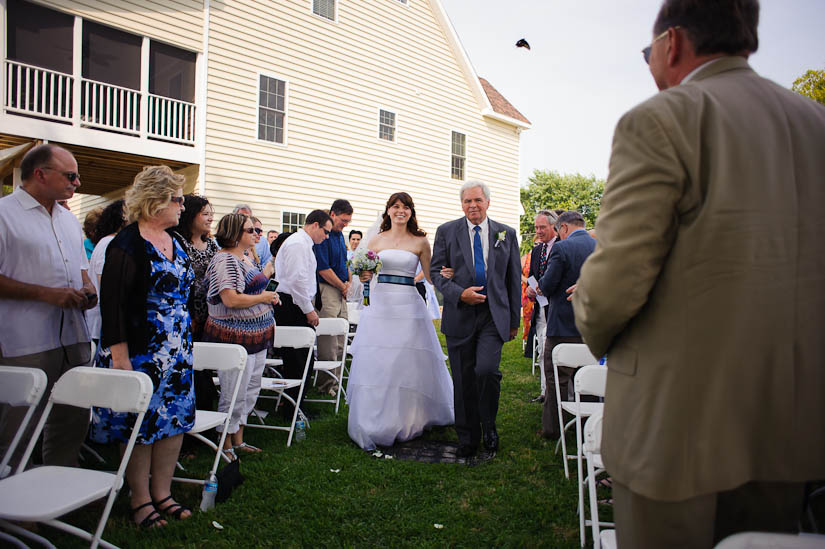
[316,282,348,393]
[0,343,91,468]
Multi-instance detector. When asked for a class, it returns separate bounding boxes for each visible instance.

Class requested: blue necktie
[473,225,487,295]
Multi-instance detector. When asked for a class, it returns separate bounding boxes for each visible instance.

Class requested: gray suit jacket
[431,217,521,342]
[573,57,825,501]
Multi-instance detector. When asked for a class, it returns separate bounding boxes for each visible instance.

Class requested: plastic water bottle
[295,420,306,442]
[200,472,218,511]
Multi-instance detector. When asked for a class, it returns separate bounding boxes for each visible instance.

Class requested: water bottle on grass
[200,472,218,511]
[295,420,306,442]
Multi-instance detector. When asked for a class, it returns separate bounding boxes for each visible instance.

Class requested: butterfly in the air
[515,38,530,50]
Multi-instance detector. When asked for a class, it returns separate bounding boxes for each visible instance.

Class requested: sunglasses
[323,228,331,235]
[170,196,184,205]
[40,166,79,182]
[642,26,680,64]
[241,227,256,234]
[254,228,263,234]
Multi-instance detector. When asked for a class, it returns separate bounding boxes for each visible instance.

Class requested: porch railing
[3,59,196,146]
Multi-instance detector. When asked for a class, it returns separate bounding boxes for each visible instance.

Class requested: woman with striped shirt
[203,213,278,458]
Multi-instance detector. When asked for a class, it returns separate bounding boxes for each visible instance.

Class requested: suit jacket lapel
[457,218,474,275]
[486,219,497,279]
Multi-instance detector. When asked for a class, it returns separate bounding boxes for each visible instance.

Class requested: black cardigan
[99,222,190,351]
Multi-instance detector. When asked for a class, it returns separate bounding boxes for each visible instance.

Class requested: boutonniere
[494,231,506,248]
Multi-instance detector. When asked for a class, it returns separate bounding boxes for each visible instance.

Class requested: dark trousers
[273,292,315,410]
[541,335,583,439]
[613,480,806,548]
[445,302,503,447]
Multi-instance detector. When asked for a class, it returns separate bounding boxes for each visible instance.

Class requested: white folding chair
[174,342,248,484]
[306,318,349,413]
[583,410,616,549]
[575,365,610,547]
[532,333,545,376]
[0,367,152,549]
[249,327,316,446]
[0,366,48,479]
[714,532,825,549]
[552,343,601,479]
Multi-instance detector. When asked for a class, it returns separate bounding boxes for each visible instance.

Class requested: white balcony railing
[3,59,196,146]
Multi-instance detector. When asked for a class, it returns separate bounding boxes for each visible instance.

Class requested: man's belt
[377,274,414,286]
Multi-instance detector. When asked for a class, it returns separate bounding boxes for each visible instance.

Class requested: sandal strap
[234,442,261,452]
[131,502,163,529]
[153,496,192,520]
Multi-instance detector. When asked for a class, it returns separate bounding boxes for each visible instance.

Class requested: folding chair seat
[551,343,602,479]
[0,367,152,549]
[305,318,349,413]
[575,365,611,547]
[583,410,615,549]
[0,366,48,479]
[714,532,825,548]
[174,342,247,484]
[248,327,316,446]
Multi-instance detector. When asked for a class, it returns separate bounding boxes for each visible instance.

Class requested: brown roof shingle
[478,77,530,125]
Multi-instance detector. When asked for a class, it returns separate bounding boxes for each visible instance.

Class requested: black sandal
[131,501,164,529]
[153,495,192,520]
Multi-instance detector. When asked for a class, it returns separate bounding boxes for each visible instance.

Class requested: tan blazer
[573,57,825,501]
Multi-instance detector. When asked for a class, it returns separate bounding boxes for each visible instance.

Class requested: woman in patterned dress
[204,213,278,458]
[93,166,195,528]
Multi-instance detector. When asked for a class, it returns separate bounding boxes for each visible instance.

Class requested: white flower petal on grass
[212,521,224,530]
[371,450,383,458]
[383,454,393,460]
[330,468,341,473]
[434,524,444,529]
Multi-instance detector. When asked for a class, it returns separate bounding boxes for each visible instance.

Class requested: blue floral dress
[91,238,196,444]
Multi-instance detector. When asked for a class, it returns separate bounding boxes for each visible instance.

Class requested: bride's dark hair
[380,192,426,236]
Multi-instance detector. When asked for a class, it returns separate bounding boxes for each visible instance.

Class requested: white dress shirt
[274,228,317,314]
[0,187,90,357]
[465,216,490,270]
[84,234,115,340]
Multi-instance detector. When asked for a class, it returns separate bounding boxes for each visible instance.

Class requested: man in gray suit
[573,0,825,546]
[431,181,521,457]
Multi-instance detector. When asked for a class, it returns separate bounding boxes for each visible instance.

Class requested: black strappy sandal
[153,495,192,520]
[131,501,164,529]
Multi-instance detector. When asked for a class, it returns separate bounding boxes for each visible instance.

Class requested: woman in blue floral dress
[92,166,195,529]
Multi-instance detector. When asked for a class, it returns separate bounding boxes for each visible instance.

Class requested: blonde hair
[125,165,185,223]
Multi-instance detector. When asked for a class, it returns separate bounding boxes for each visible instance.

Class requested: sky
[440,0,825,183]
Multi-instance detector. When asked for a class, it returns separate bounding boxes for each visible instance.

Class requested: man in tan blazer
[572,0,825,546]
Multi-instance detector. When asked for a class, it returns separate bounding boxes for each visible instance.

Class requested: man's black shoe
[483,425,499,451]
[455,444,478,458]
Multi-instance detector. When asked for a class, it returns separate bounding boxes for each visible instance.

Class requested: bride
[346,192,455,450]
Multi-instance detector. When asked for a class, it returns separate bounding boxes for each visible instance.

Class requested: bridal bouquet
[348,249,383,305]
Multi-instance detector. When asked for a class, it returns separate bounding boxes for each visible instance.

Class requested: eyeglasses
[642,26,680,64]
[253,228,263,234]
[170,196,184,205]
[40,166,79,182]
[241,227,256,234]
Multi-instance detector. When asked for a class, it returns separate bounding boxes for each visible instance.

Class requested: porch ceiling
[0,134,194,196]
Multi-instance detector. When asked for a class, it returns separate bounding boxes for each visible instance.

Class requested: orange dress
[521,251,534,341]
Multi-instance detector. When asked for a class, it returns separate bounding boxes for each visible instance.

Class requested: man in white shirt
[0,144,97,468]
[273,209,332,412]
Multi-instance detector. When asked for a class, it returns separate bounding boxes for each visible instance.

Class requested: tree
[519,170,605,253]
[792,69,825,106]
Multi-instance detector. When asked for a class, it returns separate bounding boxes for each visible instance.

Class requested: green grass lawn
[42,323,609,548]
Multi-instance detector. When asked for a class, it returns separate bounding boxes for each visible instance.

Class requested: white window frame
[451,130,467,181]
[377,107,397,143]
[310,0,337,23]
[256,72,289,147]
[281,210,307,234]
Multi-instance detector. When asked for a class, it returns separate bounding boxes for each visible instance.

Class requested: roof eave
[481,108,532,130]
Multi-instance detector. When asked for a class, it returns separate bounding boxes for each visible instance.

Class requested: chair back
[583,409,603,455]
[0,366,48,478]
[316,317,350,337]
[552,343,599,369]
[193,342,248,372]
[574,364,607,399]
[50,367,153,413]
[0,366,47,407]
[273,326,316,349]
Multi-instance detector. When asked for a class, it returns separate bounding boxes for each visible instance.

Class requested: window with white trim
[282,211,306,234]
[258,75,286,144]
[379,109,396,142]
[451,131,466,180]
[313,0,335,21]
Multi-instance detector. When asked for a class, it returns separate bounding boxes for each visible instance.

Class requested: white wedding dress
[346,249,455,450]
